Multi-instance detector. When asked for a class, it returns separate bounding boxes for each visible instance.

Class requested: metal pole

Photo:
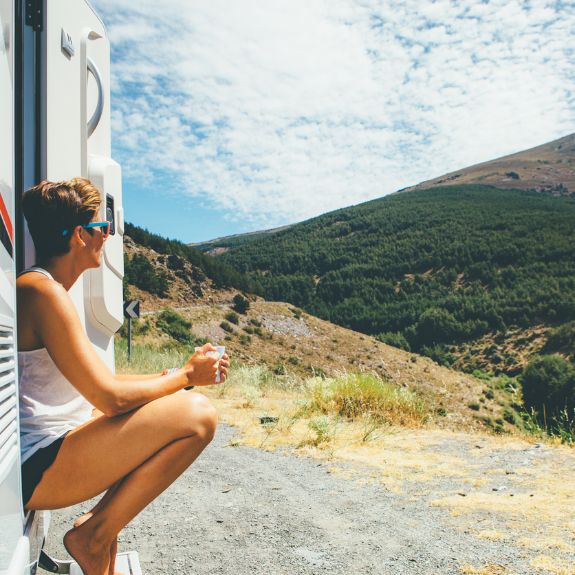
[127,317,132,362]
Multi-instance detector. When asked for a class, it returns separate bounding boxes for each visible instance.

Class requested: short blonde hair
[22,178,102,262]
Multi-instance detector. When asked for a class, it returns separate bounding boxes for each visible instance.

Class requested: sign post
[123,300,140,361]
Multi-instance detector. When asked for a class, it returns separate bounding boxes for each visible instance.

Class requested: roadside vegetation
[115,316,574,445]
[115,331,430,449]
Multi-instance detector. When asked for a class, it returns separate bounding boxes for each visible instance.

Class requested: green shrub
[232,294,250,314]
[308,415,332,443]
[305,372,427,426]
[239,334,251,346]
[157,309,194,344]
[521,355,575,417]
[503,408,518,425]
[118,318,151,339]
[124,253,170,297]
[545,321,575,353]
[421,344,455,367]
[225,311,240,325]
[468,402,480,411]
[220,321,234,333]
[376,331,411,351]
[290,307,302,319]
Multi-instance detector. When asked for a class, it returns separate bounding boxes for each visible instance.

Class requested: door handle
[87,56,104,137]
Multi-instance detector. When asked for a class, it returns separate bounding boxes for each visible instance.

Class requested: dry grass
[459,564,513,575]
[529,555,575,575]
[304,372,428,426]
[115,339,189,374]
[117,351,575,571]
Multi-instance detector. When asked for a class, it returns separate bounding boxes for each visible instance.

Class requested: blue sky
[92,0,575,244]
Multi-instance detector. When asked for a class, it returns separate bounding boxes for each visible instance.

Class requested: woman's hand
[218,353,230,383]
[185,343,226,386]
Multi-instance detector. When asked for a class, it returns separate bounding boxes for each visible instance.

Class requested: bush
[118,318,151,339]
[545,321,575,353]
[239,334,251,346]
[225,311,240,325]
[503,408,518,425]
[220,321,234,333]
[521,355,575,417]
[308,415,332,443]
[376,331,411,351]
[305,372,427,426]
[157,309,194,344]
[232,294,250,314]
[290,307,302,319]
[420,344,455,367]
[124,253,170,298]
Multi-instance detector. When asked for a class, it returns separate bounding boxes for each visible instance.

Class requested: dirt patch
[204,388,575,575]
[43,424,561,575]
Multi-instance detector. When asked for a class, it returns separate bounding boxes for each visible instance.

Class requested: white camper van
[0,1,136,572]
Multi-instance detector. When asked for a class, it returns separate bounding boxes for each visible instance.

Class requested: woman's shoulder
[17,271,66,301]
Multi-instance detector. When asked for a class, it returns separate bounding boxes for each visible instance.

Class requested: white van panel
[44,0,123,366]
[85,156,124,336]
[3,535,28,575]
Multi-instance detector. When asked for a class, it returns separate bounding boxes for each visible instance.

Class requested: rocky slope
[402,132,575,196]
[123,237,520,434]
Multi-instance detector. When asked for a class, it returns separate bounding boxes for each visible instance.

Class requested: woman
[18,178,228,575]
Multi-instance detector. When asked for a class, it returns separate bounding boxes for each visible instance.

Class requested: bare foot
[74,511,92,528]
[73,514,123,575]
[64,520,111,575]
[109,539,120,575]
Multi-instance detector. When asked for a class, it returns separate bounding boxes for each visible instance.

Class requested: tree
[521,355,575,416]
[232,294,250,314]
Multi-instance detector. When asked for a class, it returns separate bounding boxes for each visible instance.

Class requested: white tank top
[18,267,93,463]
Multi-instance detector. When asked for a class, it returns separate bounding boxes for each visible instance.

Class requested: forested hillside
[216,186,575,367]
[124,222,262,295]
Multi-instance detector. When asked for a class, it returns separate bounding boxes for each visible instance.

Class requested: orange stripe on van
[0,194,13,241]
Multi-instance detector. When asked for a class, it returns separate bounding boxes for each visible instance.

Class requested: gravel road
[45,424,540,574]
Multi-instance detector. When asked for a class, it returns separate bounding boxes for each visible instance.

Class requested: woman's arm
[115,373,164,381]
[29,280,224,416]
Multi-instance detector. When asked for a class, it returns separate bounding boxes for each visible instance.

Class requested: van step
[39,550,142,574]
[69,551,142,575]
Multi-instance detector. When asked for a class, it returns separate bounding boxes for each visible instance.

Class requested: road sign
[124,300,140,319]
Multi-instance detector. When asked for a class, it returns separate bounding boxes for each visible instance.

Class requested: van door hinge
[25,0,43,32]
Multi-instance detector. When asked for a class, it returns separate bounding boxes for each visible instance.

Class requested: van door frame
[14,0,45,273]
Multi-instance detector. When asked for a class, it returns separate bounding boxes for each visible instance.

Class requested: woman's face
[83,214,108,268]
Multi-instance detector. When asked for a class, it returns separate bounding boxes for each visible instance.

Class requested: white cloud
[92,0,575,229]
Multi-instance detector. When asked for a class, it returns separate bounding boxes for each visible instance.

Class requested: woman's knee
[178,392,218,442]
[147,392,217,442]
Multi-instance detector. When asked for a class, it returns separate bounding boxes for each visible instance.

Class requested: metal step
[39,550,142,574]
[70,551,142,575]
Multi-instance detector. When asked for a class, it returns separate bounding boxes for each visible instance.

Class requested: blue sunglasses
[62,221,111,237]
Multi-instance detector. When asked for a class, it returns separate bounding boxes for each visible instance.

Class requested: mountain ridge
[193,132,574,253]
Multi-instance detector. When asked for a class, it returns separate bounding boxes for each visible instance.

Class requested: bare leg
[74,482,122,575]
[64,433,211,575]
[26,392,218,575]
